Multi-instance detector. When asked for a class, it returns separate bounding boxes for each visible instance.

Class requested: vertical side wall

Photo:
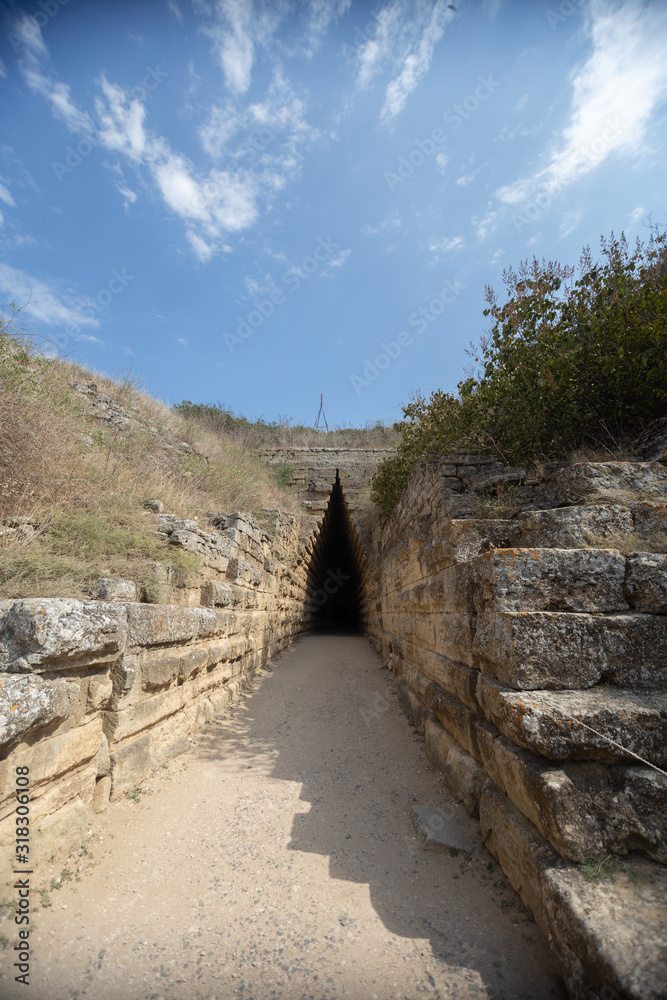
[367,458,667,1000]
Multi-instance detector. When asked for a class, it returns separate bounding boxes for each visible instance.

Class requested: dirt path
[2,634,565,1000]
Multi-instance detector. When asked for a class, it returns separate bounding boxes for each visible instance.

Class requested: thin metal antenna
[314,393,329,431]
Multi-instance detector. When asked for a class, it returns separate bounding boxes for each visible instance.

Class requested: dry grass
[0,337,301,600]
[583,529,667,556]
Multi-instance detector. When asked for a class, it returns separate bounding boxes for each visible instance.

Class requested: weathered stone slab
[139,645,209,690]
[512,504,634,549]
[0,718,103,813]
[200,580,245,608]
[625,552,667,613]
[473,612,667,690]
[0,675,79,750]
[411,804,477,853]
[109,734,151,799]
[476,676,667,766]
[534,461,667,507]
[104,685,186,743]
[480,780,667,1000]
[424,717,487,818]
[0,598,127,672]
[542,855,667,1000]
[431,519,514,569]
[472,547,627,613]
[476,725,667,863]
[96,577,137,601]
[126,604,212,647]
[631,500,667,536]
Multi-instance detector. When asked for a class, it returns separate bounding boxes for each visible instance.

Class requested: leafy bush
[371,231,667,519]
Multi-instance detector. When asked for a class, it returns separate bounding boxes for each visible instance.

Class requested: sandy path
[1,634,565,1000]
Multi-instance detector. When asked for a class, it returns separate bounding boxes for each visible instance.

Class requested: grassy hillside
[0,337,302,600]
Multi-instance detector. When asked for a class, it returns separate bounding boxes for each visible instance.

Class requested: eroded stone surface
[410,804,477,853]
[472,547,627,613]
[0,598,127,672]
[0,675,80,750]
[473,611,667,690]
[625,552,667,613]
[476,676,667,766]
[534,461,667,507]
[512,504,634,549]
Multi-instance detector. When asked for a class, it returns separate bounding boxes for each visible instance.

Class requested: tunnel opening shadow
[304,470,365,635]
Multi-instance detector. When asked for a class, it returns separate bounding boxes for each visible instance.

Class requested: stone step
[534,461,667,508]
[473,611,667,690]
[480,780,667,1000]
[472,547,628,613]
[476,676,667,767]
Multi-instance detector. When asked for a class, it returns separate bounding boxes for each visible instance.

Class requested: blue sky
[1,0,666,427]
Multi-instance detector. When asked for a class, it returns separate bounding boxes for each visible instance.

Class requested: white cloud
[13,16,93,134]
[497,0,667,206]
[0,59,7,79]
[559,209,583,238]
[177,337,188,346]
[472,211,497,241]
[382,2,452,125]
[0,264,101,334]
[0,178,15,207]
[353,2,453,124]
[455,173,475,187]
[327,249,351,267]
[629,205,645,225]
[361,210,402,237]
[435,152,449,172]
[429,236,464,252]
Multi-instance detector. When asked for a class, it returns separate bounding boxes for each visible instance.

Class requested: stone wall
[367,457,667,1000]
[0,509,319,888]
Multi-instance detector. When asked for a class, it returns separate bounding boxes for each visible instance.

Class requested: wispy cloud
[496,0,667,206]
[0,177,15,207]
[352,1,453,125]
[0,263,101,335]
[429,235,464,252]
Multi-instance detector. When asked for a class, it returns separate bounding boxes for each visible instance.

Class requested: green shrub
[371,231,667,518]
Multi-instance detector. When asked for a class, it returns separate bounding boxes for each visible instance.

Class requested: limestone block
[95,577,137,601]
[87,673,113,710]
[632,500,667,536]
[476,676,667,766]
[425,718,486,817]
[126,604,217,647]
[227,558,262,588]
[624,552,667,613]
[542,855,667,1000]
[433,518,514,570]
[473,611,667,690]
[534,461,667,507]
[434,612,476,666]
[0,675,79,750]
[139,645,208,690]
[402,641,478,710]
[93,775,111,812]
[104,685,186,743]
[480,780,667,1000]
[200,580,245,608]
[472,548,627,614]
[95,732,110,777]
[31,796,90,872]
[479,779,556,935]
[421,679,481,760]
[424,716,458,771]
[395,678,432,734]
[634,416,667,463]
[512,504,634,549]
[462,464,526,492]
[476,724,667,863]
[0,598,127,672]
[0,719,103,822]
[109,734,151,799]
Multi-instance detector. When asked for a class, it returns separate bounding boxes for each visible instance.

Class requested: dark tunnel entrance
[305,471,366,634]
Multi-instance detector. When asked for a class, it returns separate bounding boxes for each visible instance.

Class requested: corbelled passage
[305,472,368,632]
